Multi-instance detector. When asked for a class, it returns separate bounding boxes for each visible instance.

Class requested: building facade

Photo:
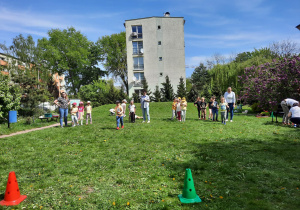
[125,13,186,97]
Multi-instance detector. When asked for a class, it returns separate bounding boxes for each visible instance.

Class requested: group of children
[70,101,92,127]
[172,97,188,122]
[171,96,229,124]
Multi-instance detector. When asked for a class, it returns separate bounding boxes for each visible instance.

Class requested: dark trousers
[226,103,234,120]
[130,112,135,123]
[197,108,201,118]
[290,117,300,124]
[212,108,218,121]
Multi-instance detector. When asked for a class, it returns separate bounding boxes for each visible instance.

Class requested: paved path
[0,122,71,139]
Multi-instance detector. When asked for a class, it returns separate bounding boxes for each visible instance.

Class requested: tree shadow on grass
[0,193,4,200]
[167,138,300,209]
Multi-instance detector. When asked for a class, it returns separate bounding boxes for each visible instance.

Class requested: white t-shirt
[286,98,299,107]
[121,103,126,114]
[176,102,181,112]
[289,106,300,118]
[128,104,136,113]
[224,91,236,103]
[140,95,150,108]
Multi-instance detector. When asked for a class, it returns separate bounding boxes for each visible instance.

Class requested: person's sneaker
[230,120,233,122]
[199,118,201,120]
[226,119,228,121]
[121,125,124,128]
[142,121,145,123]
[61,126,63,128]
[147,121,150,123]
[116,127,120,130]
[224,122,226,125]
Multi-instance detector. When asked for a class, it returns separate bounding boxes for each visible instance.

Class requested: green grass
[0,102,299,209]
[0,115,61,135]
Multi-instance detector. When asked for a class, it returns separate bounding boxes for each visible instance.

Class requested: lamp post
[296,24,300,31]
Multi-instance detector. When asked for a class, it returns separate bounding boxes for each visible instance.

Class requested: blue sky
[0,0,299,77]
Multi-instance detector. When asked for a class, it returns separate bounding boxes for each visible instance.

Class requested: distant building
[124,12,186,97]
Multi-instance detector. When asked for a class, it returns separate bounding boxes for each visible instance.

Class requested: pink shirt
[78,106,84,112]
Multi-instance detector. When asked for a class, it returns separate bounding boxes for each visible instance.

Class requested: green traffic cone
[178,168,202,204]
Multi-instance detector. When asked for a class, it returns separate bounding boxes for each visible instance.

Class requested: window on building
[134,72,144,81]
[159,57,162,61]
[158,41,161,45]
[133,41,143,55]
[132,25,143,38]
[133,57,144,70]
[158,25,161,29]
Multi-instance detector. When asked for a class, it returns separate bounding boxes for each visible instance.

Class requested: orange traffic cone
[0,171,27,206]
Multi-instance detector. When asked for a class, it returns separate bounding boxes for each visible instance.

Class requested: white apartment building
[125,12,186,97]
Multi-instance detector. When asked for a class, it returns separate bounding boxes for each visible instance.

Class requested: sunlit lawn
[0,102,299,209]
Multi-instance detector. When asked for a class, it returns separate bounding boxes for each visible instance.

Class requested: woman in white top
[288,103,300,125]
[224,87,236,122]
[281,98,299,125]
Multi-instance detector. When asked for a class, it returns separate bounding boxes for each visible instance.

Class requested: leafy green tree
[38,27,93,94]
[153,86,162,102]
[186,78,192,92]
[191,63,210,94]
[141,77,152,96]
[161,75,174,101]
[176,76,186,98]
[187,85,198,102]
[0,74,21,121]
[97,32,128,94]
[107,80,121,104]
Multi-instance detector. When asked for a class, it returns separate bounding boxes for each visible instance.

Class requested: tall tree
[177,76,186,98]
[153,85,162,102]
[161,75,174,101]
[38,27,93,94]
[191,63,210,93]
[187,85,198,102]
[141,77,152,96]
[97,32,128,94]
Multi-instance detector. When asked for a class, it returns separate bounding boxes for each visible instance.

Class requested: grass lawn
[0,102,299,209]
[0,115,61,136]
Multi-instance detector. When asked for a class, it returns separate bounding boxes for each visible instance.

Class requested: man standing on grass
[140,90,150,123]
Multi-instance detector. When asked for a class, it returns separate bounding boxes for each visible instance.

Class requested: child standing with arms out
[78,101,84,125]
[200,97,207,120]
[85,101,92,125]
[171,98,177,120]
[176,97,182,121]
[181,97,187,122]
[115,100,124,130]
[219,97,229,125]
[128,100,136,123]
[71,102,78,127]
[212,97,219,121]
[208,97,213,120]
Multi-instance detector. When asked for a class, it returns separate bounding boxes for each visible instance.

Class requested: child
[85,101,92,125]
[171,98,177,120]
[71,102,78,127]
[200,97,207,120]
[194,97,201,119]
[121,99,127,117]
[219,96,229,124]
[176,97,182,121]
[208,97,213,120]
[181,97,187,122]
[78,101,84,125]
[115,100,124,130]
[128,100,136,123]
[212,97,219,121]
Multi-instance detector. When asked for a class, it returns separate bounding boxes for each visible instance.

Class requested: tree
[191,63,210,94]
[97,32,128,94]
[38,27,93,94]
[153,86,162,102]
[186,78,193,92]
[0,74,21,121]
[187,85,198,102]
[141,77,152,96]
[269,39,299,58]
[177,76,186,98]
[240,56,300,111]
[161,75,174,101]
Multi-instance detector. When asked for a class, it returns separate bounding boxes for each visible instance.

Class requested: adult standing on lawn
[288,103,300,126]
[281,98,299,125]
[224,87,236,122]
[54,92,70,128]
[140,90,150,123]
